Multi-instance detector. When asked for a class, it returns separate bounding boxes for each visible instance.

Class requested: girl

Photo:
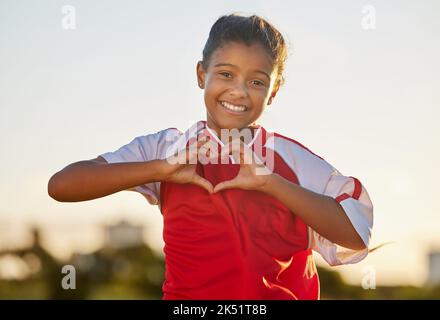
[48,14,373,300]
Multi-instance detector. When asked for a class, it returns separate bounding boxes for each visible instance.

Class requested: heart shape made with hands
[166,133,271,194]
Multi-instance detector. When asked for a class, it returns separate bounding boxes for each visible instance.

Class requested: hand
[161,134,218,194]
[213,139,273,193]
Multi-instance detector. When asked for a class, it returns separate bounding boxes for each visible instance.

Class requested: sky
[0,0,439,286]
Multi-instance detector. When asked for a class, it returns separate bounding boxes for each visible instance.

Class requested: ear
[267,87,279,106]
[267,77,282,106]
[196,61,206,89]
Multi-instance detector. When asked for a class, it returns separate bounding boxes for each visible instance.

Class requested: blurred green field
[1,228,439,300]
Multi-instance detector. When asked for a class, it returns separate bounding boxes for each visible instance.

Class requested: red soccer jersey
[160,123,318,299]
[100,120,374,300]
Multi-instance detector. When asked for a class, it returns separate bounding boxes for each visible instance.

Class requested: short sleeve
[310,170,374,266]
[99,131,167,205]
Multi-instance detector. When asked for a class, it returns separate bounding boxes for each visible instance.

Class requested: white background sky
[0,0,439,286]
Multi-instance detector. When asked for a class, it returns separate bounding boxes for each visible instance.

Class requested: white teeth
[220,101,247,112]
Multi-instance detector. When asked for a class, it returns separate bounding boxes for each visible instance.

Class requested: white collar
[203,121,262,148]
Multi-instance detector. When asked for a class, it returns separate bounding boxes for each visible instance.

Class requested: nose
[228,81,248,99]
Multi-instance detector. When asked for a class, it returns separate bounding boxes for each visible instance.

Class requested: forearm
[48,159,168,202]
[261,173,366,250]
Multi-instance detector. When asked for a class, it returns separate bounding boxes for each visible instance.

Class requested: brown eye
[219,72,232,78]
[251,80,265,86]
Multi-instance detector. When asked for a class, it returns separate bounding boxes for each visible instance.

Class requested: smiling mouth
[219,100,248,113]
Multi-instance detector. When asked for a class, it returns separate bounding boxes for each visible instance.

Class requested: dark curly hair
[201,13,288,91]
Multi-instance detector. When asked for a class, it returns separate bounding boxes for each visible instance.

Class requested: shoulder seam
[273,132,325,161]
[161,127,182,133]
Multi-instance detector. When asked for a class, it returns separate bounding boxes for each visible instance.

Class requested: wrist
[258,172,281,195]
[155,158,180,182]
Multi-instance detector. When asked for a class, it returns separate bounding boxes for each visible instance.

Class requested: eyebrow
[214,63,271,81]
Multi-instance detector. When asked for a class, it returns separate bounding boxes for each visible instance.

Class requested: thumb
[192,174,214,194]
[213,178,239,193]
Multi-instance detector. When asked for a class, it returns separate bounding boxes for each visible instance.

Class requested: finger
[220,143,239,164]
[221,140,250,164]
[198,138,216,153]
[236,142,248,164]
[185,136,210,163]
[185,144,198,164]
[187,132,209,149]
[170,137,199,163]
[232,140,259,165]
[222,139,246,153]
[192,174,214,194]
[172,135,211,165]
[213,178,239,193]
[198,140,219,164]
[188,134,209,148]
[220,142,239,157]
[193,134,221,164]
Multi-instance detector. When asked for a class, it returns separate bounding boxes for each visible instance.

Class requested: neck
[205,122,260,145]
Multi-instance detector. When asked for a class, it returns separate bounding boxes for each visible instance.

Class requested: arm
[48,156,169,202]
[48,134,215,202]
[260,173,366,251]
[213,138,372,264]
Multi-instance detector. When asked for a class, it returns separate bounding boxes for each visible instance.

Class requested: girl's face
[196,41,279,137]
